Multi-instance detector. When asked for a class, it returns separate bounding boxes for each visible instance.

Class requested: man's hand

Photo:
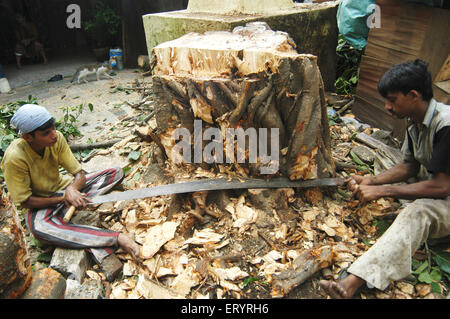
[346,175,385,204]
[352,184,386,204]
[64,185,91,208]
[346,175,374,198]
[63,171,90,208]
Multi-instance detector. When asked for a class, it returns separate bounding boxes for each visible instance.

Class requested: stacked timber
[151,22,335,180]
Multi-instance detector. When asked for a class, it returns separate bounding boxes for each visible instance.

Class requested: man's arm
[363,160,420,185]
[21,195,65,209]
[21,171,90,209]
[346,160,420,194]
[382,172,450,200]
[352,172,450,204]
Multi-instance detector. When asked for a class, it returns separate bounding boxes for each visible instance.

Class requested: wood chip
[142,221,179,258]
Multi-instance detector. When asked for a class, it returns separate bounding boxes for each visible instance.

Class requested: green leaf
[432,252,450,274]
[431,282,441,294]
[430,268,442,282]
[337,188,350,199]
[123,166,131,176]
[412,260,428,275]
[128,151,141,161]
[372,219,390,236]
[243,277,260,288]
[418,271,432,284]
[132,172,141,181]
[37,252,53,263]
[88,103,94,112]
[350,150,365,166]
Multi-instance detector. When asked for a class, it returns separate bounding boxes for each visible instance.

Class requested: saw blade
[89,177,344,205]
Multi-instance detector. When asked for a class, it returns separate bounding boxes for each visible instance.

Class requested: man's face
[384,91,415,119]
[24,126,58,151]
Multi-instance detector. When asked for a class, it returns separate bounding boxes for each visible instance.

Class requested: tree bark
[151,24,335,180]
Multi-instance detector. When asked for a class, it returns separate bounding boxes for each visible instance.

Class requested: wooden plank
[435,54,450,83]
[364,1,431,62]
[353,0,449,140]
[433,80,450,105]
[353,96,406,140]
[419,9,450,80]
[435,54,450,82]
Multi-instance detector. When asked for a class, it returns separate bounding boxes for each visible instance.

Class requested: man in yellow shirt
[1,104,140,265]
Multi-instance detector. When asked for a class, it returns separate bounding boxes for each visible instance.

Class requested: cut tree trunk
[0,194,32,298]
[151,23,335,180]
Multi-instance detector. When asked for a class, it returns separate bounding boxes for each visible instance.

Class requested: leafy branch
[335,34,363,95]
[55,103,93,138]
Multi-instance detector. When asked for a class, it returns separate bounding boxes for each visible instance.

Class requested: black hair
[377,59,433,101]
[29,118,56,135]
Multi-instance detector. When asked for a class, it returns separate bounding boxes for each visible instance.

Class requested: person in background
[14,14,48,69]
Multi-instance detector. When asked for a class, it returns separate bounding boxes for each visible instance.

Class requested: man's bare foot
[320,273,365,299]
[118,233,140,260]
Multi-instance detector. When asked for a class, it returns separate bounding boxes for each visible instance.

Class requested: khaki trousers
[348,197,450,290]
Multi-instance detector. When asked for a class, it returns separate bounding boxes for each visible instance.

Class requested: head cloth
[11,104,53,134]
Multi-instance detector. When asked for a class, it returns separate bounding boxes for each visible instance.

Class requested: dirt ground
[1,69,147,143]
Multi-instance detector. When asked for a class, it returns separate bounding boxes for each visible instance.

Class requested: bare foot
[320,274,365,299]
[118,233,141,260]
[320,280,349,299]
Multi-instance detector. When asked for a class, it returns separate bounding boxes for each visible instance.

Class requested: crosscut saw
[63,177,344,222]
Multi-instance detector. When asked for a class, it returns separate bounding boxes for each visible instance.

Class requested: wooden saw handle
[63,205,76,223]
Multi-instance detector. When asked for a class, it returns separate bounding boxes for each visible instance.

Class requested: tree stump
[151,22,335,180]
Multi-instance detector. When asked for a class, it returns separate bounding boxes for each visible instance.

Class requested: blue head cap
[11,104,53,134]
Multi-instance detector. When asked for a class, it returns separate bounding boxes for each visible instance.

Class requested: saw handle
[63,205,76,223]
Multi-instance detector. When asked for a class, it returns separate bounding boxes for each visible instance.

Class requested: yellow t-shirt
[1,131,82,205]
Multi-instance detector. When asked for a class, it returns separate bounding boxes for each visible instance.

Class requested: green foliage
[243,276,261,288]
[36,251,53,264]
[84,0,122,48]
[372,218,390,236]
[109,86,133,94]
[242,276,267,288]
[349,150,374,174]
[411,248,450,295]
[433,251,450,275]
[335,34,363,95]
[55,103,93,138]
